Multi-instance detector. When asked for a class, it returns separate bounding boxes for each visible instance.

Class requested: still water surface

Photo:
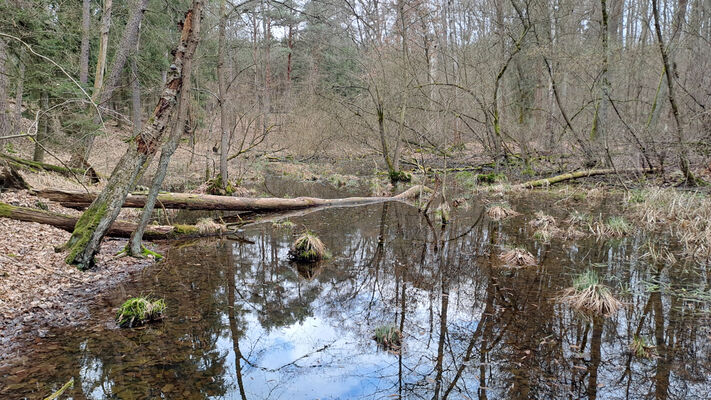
[1,190,709,399]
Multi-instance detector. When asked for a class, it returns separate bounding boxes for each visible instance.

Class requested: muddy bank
[0,190,161,368]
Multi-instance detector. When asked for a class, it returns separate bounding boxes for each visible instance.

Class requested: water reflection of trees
[3,199,710,399]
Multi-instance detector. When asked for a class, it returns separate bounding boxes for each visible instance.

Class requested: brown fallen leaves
[0,190,158,365]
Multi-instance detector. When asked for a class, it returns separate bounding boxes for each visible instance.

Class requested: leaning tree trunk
[63,0,203,270]
[128,12,200,256]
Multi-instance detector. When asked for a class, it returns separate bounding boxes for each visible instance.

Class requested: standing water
[1,192,709,399]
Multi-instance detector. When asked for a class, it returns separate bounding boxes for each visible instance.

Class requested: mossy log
[515,168,658,188]
[37,185,431,211]
[0,153,99,183]
[0,201,198,240]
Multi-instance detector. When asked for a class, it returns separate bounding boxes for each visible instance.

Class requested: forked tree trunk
[63,1,203,270]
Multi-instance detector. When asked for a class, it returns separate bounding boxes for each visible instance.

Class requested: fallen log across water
[0,201,206,240]
[514,168,658,189]
[36,185,431,211]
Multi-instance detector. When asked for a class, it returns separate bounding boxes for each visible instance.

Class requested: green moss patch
[116,296,166,328]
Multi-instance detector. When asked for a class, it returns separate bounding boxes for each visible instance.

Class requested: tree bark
[128,6,200,255]
[80,0,91,86]
[73,0,149,166]
[0,39,8,138]
[515,168,657,188]
[32,91,49,163]
[14,50,25,134]
[39,185,430,211]
[651,0,695,185]
[217,0,229,188]
[93,0,113,97]
[0,201,199,240]
[63,0,203,270]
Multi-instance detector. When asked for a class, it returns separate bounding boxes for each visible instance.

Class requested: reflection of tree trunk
[227,245,248,400]
[442,265,496,398]
[652,289,671,400]
[586,316,603,399]
[431,247,450,399]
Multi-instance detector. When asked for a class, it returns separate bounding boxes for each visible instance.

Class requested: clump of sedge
[289,231,328,262]
[486,203,520,220]
[559,269,622,317]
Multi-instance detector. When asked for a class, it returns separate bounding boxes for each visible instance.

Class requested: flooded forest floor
[1,157,710,399]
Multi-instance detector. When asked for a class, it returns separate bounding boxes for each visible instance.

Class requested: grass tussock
[499,248,537,268]
[486,203,520,220]
[116,296,166,328]
[630,188,711,262]
[591,216,631,237]
[196,218,227,235]
[559,269,623,317]
[374,324,402,351]
[289,231,328,262]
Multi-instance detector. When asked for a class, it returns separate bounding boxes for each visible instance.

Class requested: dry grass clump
[499,248,537,268]
[529,211,556,229]
[289,231,329,262]
[559,269,623,317]
[631,188,711,262]
[196,218,227,234]
[486,203,520,220]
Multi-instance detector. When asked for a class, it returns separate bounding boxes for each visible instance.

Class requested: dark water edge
[1,191,710,399]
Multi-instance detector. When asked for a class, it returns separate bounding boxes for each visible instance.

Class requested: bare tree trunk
[13,52,24,134]
[128,8,199,256]
[80,0,91,86]
[73,0,149,166]
[63,1,203,270]
[218,0,229,188]
[651,0,695,185]
[131,55,142,135]
[0,39,8,138]
[593,0,612,166]
[32,91,49,162]
[93,0,113,97]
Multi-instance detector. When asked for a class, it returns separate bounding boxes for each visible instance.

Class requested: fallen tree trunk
[0,153,99,183]
[37,185,430,211]
[0,201,201,240]
[514,168,658,189]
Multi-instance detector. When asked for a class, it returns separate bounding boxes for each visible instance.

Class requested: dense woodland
[0,0,710,266]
